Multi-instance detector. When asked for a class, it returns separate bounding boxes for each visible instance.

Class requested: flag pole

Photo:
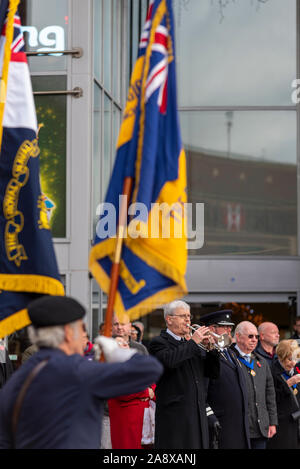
[102,176,133,338]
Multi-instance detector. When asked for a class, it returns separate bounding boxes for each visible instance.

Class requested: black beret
[27,295,85,328]
[200,309,234,327]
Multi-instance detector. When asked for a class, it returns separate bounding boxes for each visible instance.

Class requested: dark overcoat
[0,347,163,449]
[0,350,14,389]
[207,348,250,449]
[231,346,278,439]
[149,330,219,449]
[267,360,300,449]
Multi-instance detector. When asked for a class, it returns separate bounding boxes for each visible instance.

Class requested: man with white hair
[0,295,163,449]
[255,322,280,367]
[231,321,278,449]
[149,300,220,449]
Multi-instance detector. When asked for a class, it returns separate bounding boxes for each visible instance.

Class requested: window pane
[181,111,297,256]
[103,0,112,91]
[21,0,68,72]
[94,0,102,82]
[112,0,121,102]
[174,0,296,106]
[93,84,102,233]
[103,95,111,198]
[31,76,67,238]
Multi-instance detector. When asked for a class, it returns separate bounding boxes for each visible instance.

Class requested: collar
[166,328,182,341]
[234,344,251,359]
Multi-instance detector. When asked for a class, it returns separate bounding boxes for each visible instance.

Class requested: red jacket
[108,384,156,449]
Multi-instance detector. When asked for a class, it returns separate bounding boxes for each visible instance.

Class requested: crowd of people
[0,295,300,450]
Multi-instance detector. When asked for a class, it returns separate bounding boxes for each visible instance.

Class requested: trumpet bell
[216,333,231,349]
[188,324,231,351]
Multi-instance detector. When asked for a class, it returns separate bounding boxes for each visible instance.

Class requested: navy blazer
[0,347,163,449]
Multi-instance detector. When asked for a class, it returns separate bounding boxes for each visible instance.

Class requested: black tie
[224,348,234,365]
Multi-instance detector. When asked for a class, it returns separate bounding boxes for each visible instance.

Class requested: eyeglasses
[247,334,259,339]
[170,314,193,320]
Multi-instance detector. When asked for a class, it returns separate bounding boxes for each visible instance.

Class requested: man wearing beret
[0,295,163,449]
[203,310,251,449]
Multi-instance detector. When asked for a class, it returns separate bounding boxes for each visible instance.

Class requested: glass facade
[92,0,123,231]
[21,0,69,72]
[174,0,298,256]
[15,0,300,339]
[20,0,68,239]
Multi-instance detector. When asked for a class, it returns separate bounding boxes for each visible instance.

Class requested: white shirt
[166,328,182,341]
[234,344,251,361]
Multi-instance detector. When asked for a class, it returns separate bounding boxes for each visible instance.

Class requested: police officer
[0,295,163,449]
[202,310,251,449]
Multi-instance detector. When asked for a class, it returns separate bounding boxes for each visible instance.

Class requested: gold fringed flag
[89,0,187,322]
[0,0,64,338]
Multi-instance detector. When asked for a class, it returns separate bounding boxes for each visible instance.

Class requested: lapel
[219,348,236,369]
[161,329,182,347]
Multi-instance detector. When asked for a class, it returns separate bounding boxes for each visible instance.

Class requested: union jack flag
[139,0,169,113]
[0,0,64,338]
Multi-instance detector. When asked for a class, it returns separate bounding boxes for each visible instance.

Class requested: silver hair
[234,321,256,339]
[28,320,81,349]
[163,300,190,320]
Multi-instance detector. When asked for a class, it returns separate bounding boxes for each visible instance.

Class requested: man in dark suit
[0,296,163,449]
[149,300,219,449]
[202,310,250,449]
[231,321,278,449]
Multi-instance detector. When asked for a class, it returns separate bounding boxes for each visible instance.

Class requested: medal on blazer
[238,356,256,376]
[282,370,299,395]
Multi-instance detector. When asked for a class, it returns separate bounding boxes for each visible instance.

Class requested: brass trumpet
[187,324,231,352]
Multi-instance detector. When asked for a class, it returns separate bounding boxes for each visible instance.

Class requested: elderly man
[149,300,219,449]
[202,310,250,449]
[0,296,163,449]
[255,322,280,366]
[112,314,148,355]
[231,321,278,449]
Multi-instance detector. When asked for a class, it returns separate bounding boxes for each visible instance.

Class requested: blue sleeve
[77,354,163,400]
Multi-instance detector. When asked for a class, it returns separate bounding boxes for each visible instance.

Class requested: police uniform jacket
[149,330,220,449]
[0,347,163,449]
[231,346,278,439]
[267,359,300,449]
[207,347,250,449]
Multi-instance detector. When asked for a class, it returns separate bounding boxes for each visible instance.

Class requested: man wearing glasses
[148,300,220,449]
[231,321,278,449]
